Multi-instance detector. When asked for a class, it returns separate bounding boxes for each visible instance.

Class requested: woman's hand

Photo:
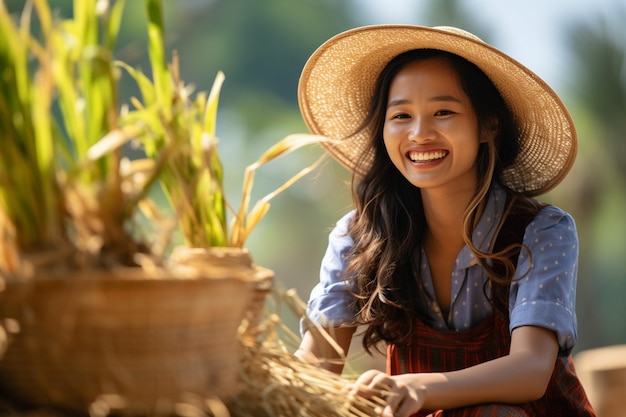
[347,370,426,417]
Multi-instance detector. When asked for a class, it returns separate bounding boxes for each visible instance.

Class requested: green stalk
[145,0,171,117]
[0,0,62,252]
[119,0,229,248]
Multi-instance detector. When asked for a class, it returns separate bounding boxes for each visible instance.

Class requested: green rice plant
[0,0,327,277]
[120,0,328,250]
[0,0,161,276]
[0,0,65,268]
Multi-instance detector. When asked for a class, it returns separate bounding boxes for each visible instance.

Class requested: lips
[407,150,448,162]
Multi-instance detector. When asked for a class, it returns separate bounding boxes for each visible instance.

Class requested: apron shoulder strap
[491,196,547,312]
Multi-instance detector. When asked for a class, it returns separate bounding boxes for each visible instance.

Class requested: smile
[407,150,448,162]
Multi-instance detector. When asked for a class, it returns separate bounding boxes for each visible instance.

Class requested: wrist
[402,372,446,410]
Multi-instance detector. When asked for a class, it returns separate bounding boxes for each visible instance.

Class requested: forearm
[414,350,553,410]
[295,326,356,374]
[348,327,559,416]
[415,325,559,409]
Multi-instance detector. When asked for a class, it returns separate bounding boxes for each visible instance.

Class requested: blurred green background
[5,0,625,366]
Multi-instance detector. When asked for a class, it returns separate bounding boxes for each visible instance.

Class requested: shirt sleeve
[509,205,579,355]
[300,211,358,336]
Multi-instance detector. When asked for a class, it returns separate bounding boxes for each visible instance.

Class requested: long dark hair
[344,49,525,352]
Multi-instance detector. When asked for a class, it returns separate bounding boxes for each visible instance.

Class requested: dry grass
[226,290,387,417]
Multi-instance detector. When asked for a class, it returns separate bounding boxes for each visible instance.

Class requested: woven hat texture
[298,25,577,196]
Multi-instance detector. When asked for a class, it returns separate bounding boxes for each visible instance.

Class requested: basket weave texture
[0,248,272,415]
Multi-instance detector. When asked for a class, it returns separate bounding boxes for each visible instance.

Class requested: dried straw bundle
[228,290,387,417]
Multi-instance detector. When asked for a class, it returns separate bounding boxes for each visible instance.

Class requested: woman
[295,25,595,417]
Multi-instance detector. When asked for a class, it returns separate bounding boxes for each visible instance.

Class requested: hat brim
[298,25,577,196]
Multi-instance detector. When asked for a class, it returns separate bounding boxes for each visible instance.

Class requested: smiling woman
[382,54,483,195]
[295,24,594,417]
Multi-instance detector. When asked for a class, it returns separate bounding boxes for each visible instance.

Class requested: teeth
[408,150,447,162]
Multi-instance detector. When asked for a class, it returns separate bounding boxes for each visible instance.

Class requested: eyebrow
[387,95,463,108]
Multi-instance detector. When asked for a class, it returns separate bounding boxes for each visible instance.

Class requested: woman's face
[383,56,486,195]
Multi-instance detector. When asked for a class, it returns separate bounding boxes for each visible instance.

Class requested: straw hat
[298,25,577,196]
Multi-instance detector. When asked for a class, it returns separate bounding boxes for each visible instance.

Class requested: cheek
[383,121,403,138]
[382,123,401,149]
[382,136,406,171]
[382,129,399,159]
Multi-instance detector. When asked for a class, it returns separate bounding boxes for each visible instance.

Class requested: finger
[395,397,418,417]
[349,370,387,395]
[392,391,421,417]
[382,393,403,417]
[382,405,394,417]
[354,369,385,386]
[348,381,382,398]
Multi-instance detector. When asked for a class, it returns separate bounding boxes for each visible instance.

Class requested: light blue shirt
[304,186,579,354]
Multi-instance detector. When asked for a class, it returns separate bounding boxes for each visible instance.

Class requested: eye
[390,112,411,120]
[434,109,456,117]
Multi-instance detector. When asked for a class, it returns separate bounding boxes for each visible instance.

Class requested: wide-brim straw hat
[298,25,577,196]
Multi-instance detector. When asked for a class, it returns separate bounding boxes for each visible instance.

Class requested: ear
[481,117,499,143]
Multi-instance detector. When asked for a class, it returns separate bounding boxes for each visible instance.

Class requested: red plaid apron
[386,310,596,416]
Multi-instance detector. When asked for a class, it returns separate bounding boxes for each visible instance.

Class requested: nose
[408,118,435,142]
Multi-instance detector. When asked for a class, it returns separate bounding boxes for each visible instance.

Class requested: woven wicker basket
[0,247,273,415]
[168,247,274,334]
